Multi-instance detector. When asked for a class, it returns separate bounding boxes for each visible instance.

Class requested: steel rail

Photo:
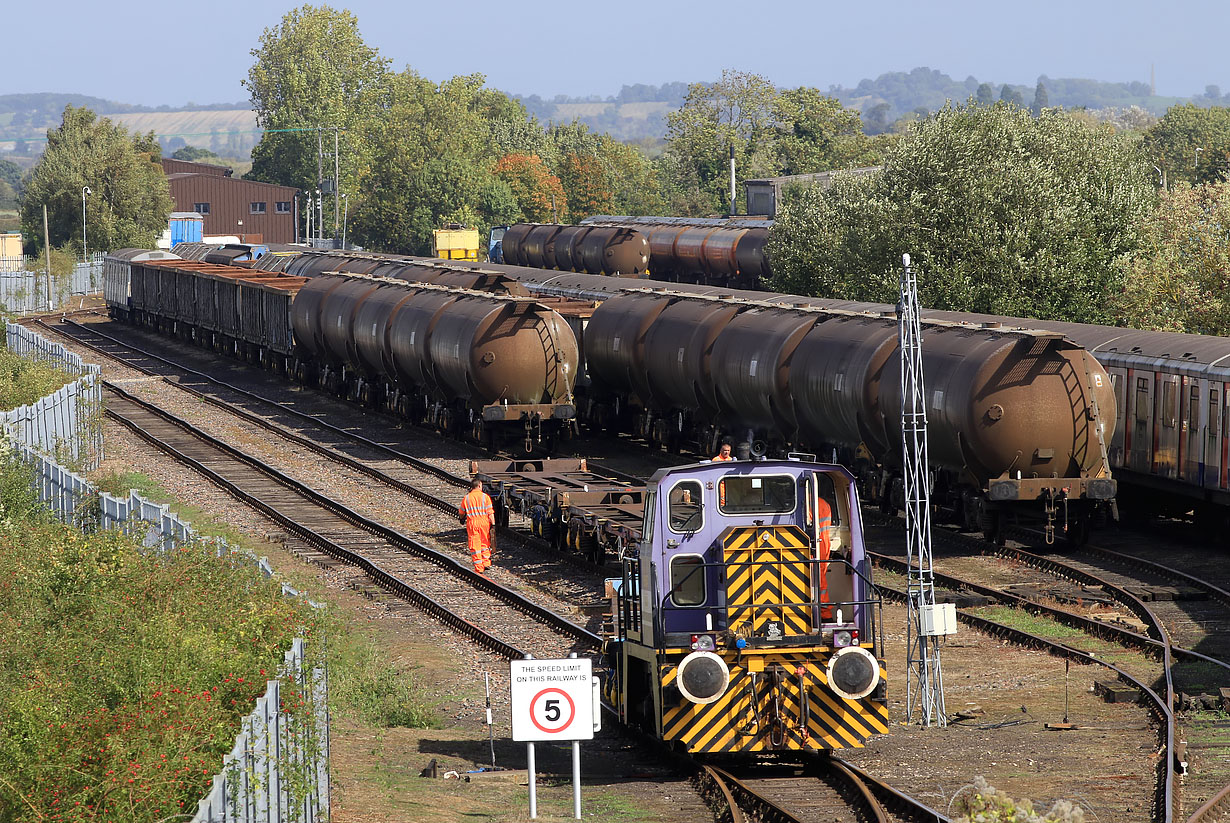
[44,317,466,488]
[1187,781,1230,822]
[875,578,1175,822]
[102,381,601,651]
[830,754,952,822]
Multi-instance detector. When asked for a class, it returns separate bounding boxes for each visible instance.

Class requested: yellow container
[0,233,23,270]
[432,227,480,261]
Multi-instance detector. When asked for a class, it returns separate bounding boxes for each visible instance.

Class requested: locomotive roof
[648,458,854,486]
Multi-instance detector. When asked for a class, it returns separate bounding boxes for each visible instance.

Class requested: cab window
[667,481,703,532]
[641,489,656,546]
[718,475,795,515]
[669,555,706,606]
[809,472,842,527]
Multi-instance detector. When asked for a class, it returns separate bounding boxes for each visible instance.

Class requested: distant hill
[829,67,1196,131]
[516,82,691,142]
[0,93,257,157]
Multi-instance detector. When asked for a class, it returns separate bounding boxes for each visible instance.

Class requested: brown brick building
[161,159,299,243]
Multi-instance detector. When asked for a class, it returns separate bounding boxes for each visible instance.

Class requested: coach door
[1153,373,1180,478]
[1207,384,1223,489]
[1128,372,1152,473]
[1107,368,1127,468]
[1185,380,1203,485]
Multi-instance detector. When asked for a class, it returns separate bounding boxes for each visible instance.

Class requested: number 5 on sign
[510,658,595,742]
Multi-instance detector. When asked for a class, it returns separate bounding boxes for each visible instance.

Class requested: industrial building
[161,159,299,243]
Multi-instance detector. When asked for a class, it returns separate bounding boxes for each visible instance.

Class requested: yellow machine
[432,224,480,261]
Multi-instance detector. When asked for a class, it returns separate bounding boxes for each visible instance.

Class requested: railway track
[696,759,950,823]
[102,380,599,661]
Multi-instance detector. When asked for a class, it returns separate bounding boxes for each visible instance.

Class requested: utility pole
[729,145,736,217]
[334,127,340,241]
[899,252,950,728]
[42,205,52,311]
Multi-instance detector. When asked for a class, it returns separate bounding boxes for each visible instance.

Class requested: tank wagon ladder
[1050,354,1112,543]
[536,317,561,403]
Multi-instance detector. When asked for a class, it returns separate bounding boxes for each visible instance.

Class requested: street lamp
[1195,147,1203,170]
[81,186,91,262]
[314,189,322,248]
[341,193,349,250]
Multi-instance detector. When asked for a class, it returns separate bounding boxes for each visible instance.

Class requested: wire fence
[4,321,103,469]
[0,254,105,312]
[8,323,330,823]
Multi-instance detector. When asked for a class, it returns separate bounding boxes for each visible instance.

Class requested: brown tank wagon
[500,222,650,276]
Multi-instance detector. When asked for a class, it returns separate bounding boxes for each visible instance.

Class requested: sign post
[510,653,597,820]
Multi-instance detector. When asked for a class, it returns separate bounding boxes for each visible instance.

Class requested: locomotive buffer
[899,254,955,727]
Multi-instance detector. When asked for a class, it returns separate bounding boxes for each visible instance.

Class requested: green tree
[19,106,172,254]
[1117,181,1230,334]
[1000,84,1024,107]
[243,4,390,213]
[1142,103,1230,185]
[170,145,221,163]
[767,103,1155,324]
[976,83,996,106]
[772,87,878,175]
[352,71,499,254]
[665,69,779,215]
[1031,81,1049,116]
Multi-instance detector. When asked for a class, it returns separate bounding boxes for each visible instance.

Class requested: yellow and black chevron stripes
[723,526,815,637]
[659,651,889,753]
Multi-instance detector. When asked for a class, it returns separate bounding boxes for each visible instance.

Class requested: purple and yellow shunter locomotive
[604,457,888,754]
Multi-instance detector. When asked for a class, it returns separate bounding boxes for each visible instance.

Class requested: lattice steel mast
[899,253,948,727]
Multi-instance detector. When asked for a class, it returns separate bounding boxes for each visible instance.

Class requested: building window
[193,202,210,215]
[276,201,291,214]
[249,202,267,215]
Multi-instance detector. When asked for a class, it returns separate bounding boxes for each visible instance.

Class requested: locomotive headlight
[833,629,854,648]
[690,634,716,651]
[676,651,730,705]
[826,646,880,701]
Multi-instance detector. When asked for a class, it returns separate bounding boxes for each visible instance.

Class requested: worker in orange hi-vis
[460,479,496,573]
[712,441,734,461]
[815,493,834,621]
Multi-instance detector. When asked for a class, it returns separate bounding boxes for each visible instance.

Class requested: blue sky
[8,0,1227,106]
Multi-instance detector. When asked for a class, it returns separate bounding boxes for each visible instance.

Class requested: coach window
[668,481,703,533]
[718,475,795,515]
[1212,390,1221,437]
[669,555,706,606]
[250,202,267,215]
[1189,385,1200,433]
[641,489,656,546]
[1136,378,1149,423]
[1163,381,1177,428]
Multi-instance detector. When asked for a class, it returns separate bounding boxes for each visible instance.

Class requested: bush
[953,776,1085,822]
[0,347,73,411]
[0,480,324,821]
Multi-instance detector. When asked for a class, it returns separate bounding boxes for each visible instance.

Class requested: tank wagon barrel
[501,219,766,288]
[104,250,584,450]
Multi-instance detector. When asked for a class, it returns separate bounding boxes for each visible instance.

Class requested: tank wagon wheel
[979,506,1006,546]
[1064,516,1091,548]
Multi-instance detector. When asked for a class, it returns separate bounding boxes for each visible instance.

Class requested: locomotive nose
[826,647,881,701]
[677,651,730,704]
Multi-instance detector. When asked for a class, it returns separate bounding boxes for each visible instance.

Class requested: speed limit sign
[510,658,596,742]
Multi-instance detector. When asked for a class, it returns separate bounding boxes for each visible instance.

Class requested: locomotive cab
[607,458,888,754]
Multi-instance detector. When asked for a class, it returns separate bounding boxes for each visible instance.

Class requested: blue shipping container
[169,212,204,247]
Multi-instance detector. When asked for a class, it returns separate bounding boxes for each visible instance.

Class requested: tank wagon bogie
[474,456,888,754]
[104,251,582,451]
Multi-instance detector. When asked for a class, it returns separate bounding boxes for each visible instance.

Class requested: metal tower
[898,253,949,727]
